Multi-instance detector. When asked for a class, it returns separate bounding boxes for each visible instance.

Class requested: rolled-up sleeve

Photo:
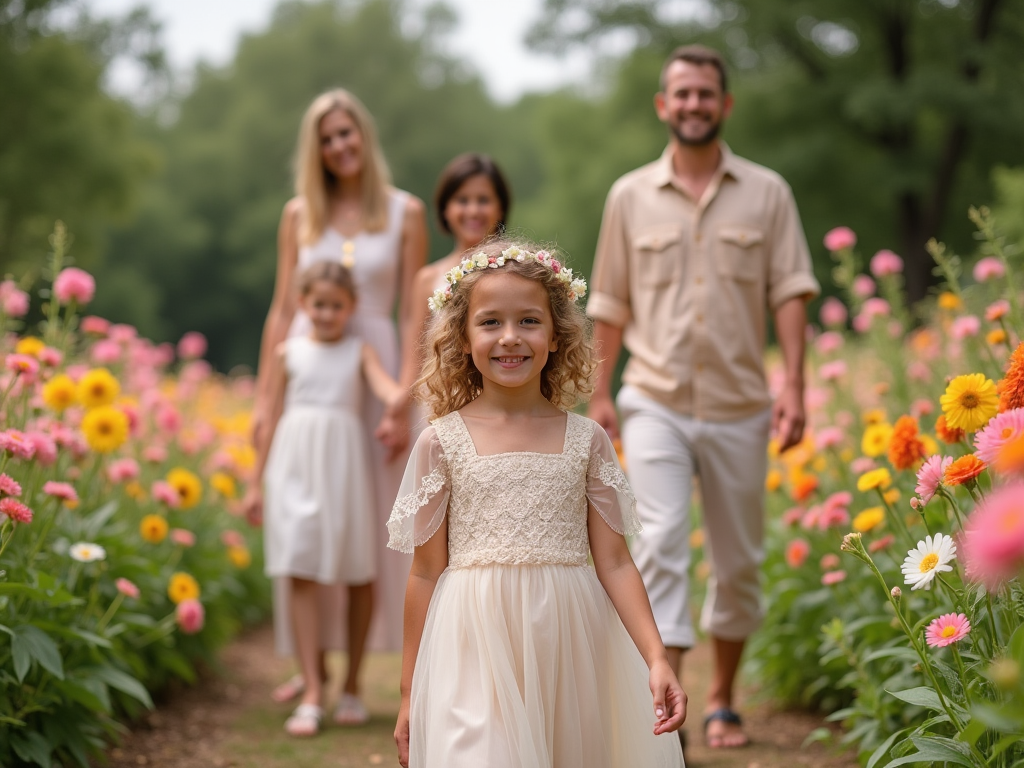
[767,183,820,312]
[587,182,633,328]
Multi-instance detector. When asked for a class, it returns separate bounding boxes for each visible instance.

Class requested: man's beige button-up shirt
[587,144,820,422]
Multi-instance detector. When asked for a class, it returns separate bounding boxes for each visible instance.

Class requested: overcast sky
[86,0,594,102]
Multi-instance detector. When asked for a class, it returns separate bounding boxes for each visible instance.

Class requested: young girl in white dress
[244,261,404,737]
[387,239,687,767]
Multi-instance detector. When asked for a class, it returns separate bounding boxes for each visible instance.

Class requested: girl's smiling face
[444,174,503,251]
[301,279,355,342]
[463,271,558,394]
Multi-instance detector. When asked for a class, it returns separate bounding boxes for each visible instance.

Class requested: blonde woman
[252,88,427,726]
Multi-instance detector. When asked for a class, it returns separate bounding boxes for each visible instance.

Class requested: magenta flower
[38,347,63,367]
[175,599,205,634]
[0,430,36,460]
[27,432,57,467]
[80,316,111,336]
[916,455,953,505]
[5,354,39,379]
[852,275,876,299]
[0,281,29,317]
[52,268,95,305]
[823,226,857,252]
[820,297,848,327]
[0,474,22,497]
[177,332,208,360]
[973,257,1005,283]
[116,578,140,599]
[0,498,33,524]
[42,481,78,504]
[821,570,847,586]
[925,613,971,648]
[870,249,904,277]
[961,483,1024,590]
[950,315,981,341]
[975,408,1024,465]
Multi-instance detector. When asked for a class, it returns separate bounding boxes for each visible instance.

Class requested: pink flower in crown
[171,528,196,547]
[90,339,122,364]
[974,409,1024,465]
[818,360,847,382]
[27,432,58,466]
[0,498,33,524]
[814,331,844,355]
[950,315,981,341]
[53,268,95,305]
[108,457,141,483]
[0,430,36,460]
[815,427,844,451]
[152,480,180,508]
[821,570,847,586]
[986,300,1010,322]
[143,444,168,464]
[852,275,876,299]
[176,599,205,634]
[785,538,810,567]
[221,529,245,548]
[870,250,904,277]
[960,483,1024,590]
[80,316,111,335]
[116,578,140,599]
[915,455,953,505]
[0,281,29,317]
[0,474,22,497]
[177,332,207,360]
[819,297,848,327]
[823,227,856,252]
[925,613,970,648]
[974,257,1005,283]
[6,354,39,380]
[38,347,63,367]
[911,398,934,418]
[43,481,78,504]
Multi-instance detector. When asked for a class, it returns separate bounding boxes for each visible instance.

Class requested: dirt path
[106,624,857,768]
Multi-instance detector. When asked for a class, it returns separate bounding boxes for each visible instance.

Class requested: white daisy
[901,533,956,590]
[69,541,106,563]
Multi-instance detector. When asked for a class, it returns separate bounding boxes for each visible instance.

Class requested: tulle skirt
[410,564,685,768]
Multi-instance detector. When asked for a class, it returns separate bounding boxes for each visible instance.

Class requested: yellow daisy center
[959,392,979,409]
[919,553,939,572]
[941,625,957,638]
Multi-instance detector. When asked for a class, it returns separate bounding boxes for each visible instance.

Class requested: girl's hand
[242,488,263,527]
[650,658,687,735]
[394,700,411,767]
[375,408,410,461]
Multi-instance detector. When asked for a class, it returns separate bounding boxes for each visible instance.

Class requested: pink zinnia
[815,427,844,451]
[90,339,122,364]
[907,361,931,382]
[108,324,137,343]
[818,506,849,531]
[852,274,876,299]
[107,457,141,483]
[177,332,207,360]
[80,316,111,336]
[171,528,196,547]
[26,432,57,467]
[818,360,847,382]
[143,444,168,464]
[42,481,77,504]
[961,483,1024,590]
[925,613,971,648]
[175,599,205,634]
[823,226,857,252]
[0,430,36,460]
[52,268,95,305]
[863,297,890,318]
[911,398,934,418]
[38,347,63,367]
[0,498,33,524]
[975,409,1024,466]
[819,297,848,328]
[824,491,853,510]
[820,553,841,570]
[814,331,844,355]
[950,315,981,341]
[6,354,39,379]
[0,473,22,497]
[782,507,804,527]
[821,570,847,586]
[870,249,904,277]
[869,534,896,553]
[851,457,876,475]
[0,281,29,317]
[973,257,1005,283]
[986,300,1010,323]
[916,455,953,505]
[785,538,810,568]
[156,406,181,434]
[152,480,180,508]
[221,529,245,548]
[116,578,140,599]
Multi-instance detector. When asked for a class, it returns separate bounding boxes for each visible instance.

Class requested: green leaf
[15,625,64,680]
[10,730,53,767]
[866,729,901,768]
[825,706,856,722]
[972,701,1024,732]
[87,665,153,709]
[885,734,974,767]
[863,646,919,664]
[801,727,831,747]
[886,686,944,712]
[11,629,32,682]
[958,716,987,747]
[83,500,118,538]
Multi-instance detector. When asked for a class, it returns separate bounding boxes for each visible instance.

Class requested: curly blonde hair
[418,238,596,419]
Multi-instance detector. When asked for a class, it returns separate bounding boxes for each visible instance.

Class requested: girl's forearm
[399,572,440,698]
[597,561,670,668]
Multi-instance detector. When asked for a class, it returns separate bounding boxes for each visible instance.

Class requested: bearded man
[586,45,820,749]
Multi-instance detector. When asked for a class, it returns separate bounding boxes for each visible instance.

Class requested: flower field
[0,225,268,767]
[747,208,1024,767]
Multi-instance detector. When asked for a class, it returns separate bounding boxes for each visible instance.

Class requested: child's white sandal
[285,703,323,737]
[333,693,370,726]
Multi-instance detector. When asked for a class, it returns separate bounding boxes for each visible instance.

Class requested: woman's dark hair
[433,153,511,236]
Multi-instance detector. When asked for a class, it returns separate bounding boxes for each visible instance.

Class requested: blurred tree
[527,0,1024,305]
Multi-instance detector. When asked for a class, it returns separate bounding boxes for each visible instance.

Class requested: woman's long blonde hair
[417,238,596,419]
[294,89,391,243]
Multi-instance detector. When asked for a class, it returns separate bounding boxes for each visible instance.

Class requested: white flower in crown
[502,246,523,261]
[570,278,587,299]
[473,252,488,268]
[428,288,449,312]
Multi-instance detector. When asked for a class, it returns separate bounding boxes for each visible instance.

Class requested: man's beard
[670,115,721,147]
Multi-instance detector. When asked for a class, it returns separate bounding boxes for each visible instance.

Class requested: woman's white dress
[263,336,375,584]
[273,189,413,655]
[388,411,685,768]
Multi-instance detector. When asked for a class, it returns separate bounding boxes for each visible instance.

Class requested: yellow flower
[987,329,1007,346]
[168,572,200,604]
[839,448,855,463]
[940,373,999,432]
[227,546,251,569]
[857,468,892,492]
[938,292,962,310]
[140,514,168,543]
[125,481,146,501]
[77,368,121,409]
[81,405,129,453]
[15,336,45,357]
[765,469,782,492]
[861,423,894,457]
[166,468,203,509]
[226,443,256,472]
[883,488,901,505]
[689,528,705,549]
[862,409,887,425]
[42,374,77,412]
[811,456,828,473]
[920,434,938,456]
[210,472,237,499]
[853,507,885,532]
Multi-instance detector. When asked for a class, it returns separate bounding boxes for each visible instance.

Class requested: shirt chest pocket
[633,229,683,288]
[717,226,765,283]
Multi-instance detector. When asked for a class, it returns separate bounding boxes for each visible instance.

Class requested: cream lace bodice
[387,411,640,568]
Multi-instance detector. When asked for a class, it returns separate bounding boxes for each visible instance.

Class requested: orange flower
[999,342,1024,413]
[888,416,926,471]
[935,415,965,445]
[942,454,986,486]
[996,435,1024,475]
[791,473,819,502]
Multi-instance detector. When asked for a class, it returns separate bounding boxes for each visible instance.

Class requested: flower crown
[428,246,587,313]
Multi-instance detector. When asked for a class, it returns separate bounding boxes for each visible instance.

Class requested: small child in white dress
[387,240,686,767]
[244,261,404,737]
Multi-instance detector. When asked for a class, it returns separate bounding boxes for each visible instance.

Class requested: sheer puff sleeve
[586,424,642,536]
[386,426,451,553]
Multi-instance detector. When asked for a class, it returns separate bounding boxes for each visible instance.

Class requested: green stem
[95,593,124,633]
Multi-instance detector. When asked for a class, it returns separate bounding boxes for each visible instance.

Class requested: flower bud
[989,659,1021,691]
[909,497,923,511]
[890,586,902,601]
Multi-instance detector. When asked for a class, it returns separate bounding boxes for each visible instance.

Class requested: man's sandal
[271,674,306,703]
[284,703,324,737]
[333,693,370,726]
[704,707,750,748]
